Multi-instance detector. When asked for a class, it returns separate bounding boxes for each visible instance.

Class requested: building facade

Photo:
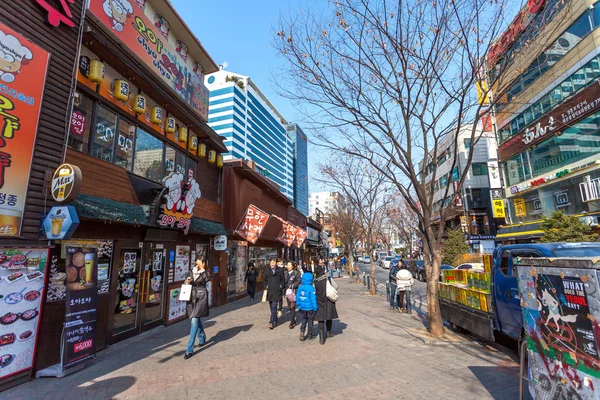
[425,124,500,253]
[205,70,294,201]
[287,123,309,215]
[489,0,600,242]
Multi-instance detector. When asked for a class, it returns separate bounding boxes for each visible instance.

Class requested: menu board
[174,246,190,282]
[0,247,48,380]
[167,287,187,322]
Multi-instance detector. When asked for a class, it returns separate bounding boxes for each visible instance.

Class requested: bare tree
[327,196,362,275]
[275,0,567,336]
[318,154,389,295]
[386,194,419,256]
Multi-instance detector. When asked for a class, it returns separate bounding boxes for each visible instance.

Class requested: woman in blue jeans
[184,258,210,359]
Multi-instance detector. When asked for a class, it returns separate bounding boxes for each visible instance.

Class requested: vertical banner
[62,247,98,370]
[293,229,308,248]
[0,24,50,236]
[273,216,299,247]
[234,204,270,244]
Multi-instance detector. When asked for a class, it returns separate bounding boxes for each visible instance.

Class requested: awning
[73,194,148,225]
[189,217,227,236]
[495,222,544,241]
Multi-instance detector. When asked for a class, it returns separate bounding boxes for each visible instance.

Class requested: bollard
[367,275,371,290]
[406,290,412,315]
[386,282,390,303]
[363,273,366,286]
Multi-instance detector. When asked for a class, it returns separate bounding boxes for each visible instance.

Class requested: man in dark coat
[314,259,339,344]
[244,263,258,300]
[263,258,285,329]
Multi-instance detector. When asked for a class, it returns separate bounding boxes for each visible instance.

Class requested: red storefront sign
[275,218,299,247]
[34,0,76,28]
[235,204,270,244]
[294,229,308,248]
[499,81,600,161]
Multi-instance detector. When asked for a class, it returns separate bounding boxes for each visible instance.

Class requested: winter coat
[186,270,210,318]
[285,269,301,292]
[389,264,400,284]
[313,265,339,321]
[245,269,258,283]
[263,266,285,302]
[296,273,318,311]
[396,269,414,291]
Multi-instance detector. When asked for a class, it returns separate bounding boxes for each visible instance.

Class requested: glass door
[113,249,141,336]
[140,245,166,327]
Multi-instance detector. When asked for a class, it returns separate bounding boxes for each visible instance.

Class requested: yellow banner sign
[514,198,526,217]
[492,199,505,218]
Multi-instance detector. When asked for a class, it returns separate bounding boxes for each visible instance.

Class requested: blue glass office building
[287,124,309,215]
[205,70,294,200]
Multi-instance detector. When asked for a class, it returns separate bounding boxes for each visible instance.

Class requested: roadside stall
[516,257,600,400]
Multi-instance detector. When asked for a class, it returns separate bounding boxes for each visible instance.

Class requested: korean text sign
[235,205,270,244]
[63,247,98,370]
[0,24,50,237]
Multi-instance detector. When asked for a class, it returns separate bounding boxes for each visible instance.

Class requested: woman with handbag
[183,257,210,360]
[313,258,339,345]
[284,261,302,329]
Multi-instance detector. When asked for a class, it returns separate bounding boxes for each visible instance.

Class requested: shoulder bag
[179,284,192,301]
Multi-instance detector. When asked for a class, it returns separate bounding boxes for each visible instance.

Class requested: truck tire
[449,322,465,333]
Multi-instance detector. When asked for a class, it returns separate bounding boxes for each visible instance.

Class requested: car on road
[364,256,371,263]
[380,256,396,269]
[408,261,454,282]
[357,256,364,263]
[456,262,484,271]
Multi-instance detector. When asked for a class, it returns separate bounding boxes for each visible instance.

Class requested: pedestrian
[314,258,339,344]
[328,257,335,279]
[341,255,347,276]
[396,262,414,313]
[388,259,401,311]
[277,258,285,317]
[335,256,342,278]
[284,261,302,328]
[296,271,318,341]
[263,258,285,329]
[183,258,210,360]
[244,262,258,300]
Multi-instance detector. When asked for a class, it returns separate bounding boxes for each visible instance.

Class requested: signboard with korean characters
[0,23,50,237]
[155,172,201,234]
[234,205,270,244]
[0,247,48,380]
[62,247,98,370]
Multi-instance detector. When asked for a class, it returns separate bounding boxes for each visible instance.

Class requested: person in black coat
[284,261,302,329]
[244,263,258,300]
[314,258,339,344]
[263,258,285,329]
[184,258,210,359]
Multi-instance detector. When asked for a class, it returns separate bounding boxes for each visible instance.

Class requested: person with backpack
[284,261,302,329]
[314,258,339,344]
[296,271,318,341]
[396,262,414,314]
[244,262,258,300]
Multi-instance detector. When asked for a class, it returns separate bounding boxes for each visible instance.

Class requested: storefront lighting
[208,149,216,164]
[198,143,206,158]
[133,94,146,114]
[151,106,163,125]
[165,116,176,133]
[216,154,223,168]
[113,79,130,102]
[88,60,105,84]
[188,135,198,152]
[177,126,188,142]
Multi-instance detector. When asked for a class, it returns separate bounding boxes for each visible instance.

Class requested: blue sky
[170,0,325,186]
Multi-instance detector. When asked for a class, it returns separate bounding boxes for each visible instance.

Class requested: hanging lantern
[113,79,130,102]
[198,143,206,158]
[165,116,176,133]
[133,94,146,114]
[151,106,163,125]
[177,126,188,142]
[208,149,216,164]
[216,154,223,168]
[88,60,105,84]
[188,135,198,152]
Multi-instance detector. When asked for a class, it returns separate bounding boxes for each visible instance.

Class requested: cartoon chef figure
[102,0,133,32]
[0,29,33,83]
[184,179,201,215]
[164,173,184,213]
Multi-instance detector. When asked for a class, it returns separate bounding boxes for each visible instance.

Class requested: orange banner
[0,24,50,236]
[235,205,270,244]
[293,229,308,248]
[273,216,299,247]
[88,0,209,120]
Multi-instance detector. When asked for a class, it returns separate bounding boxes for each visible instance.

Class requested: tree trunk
[369,258,376,295]
[426,249,445,337]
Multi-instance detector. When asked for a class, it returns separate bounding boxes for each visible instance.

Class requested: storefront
[0,0,86,391]
[305,219,322,262]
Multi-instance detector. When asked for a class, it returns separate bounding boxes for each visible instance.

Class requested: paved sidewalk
[6,276,524,400]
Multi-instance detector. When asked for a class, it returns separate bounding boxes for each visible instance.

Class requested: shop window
[114,118,135,170]
[472,163,488,176]
[92,105,118,163]
[165,146,176,176]
[186,158,197,181]
[572,67,587,92]
[451,166,460,181]
[464,138,471,150]
[133,129,164,182]
[440,175,448,188]
[176,151,186,176]
[68,92,94,153]
[585,58,600,81]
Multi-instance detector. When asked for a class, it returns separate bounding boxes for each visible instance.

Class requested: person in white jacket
[395,264,414,314]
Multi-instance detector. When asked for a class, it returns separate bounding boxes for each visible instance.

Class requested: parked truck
[438,243,600,347]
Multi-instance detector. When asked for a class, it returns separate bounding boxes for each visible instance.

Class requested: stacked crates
[439,259,492,312]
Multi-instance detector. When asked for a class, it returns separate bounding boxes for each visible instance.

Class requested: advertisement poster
[42,206,80,240]
[235,204,270,244]
[517,265,600,399]
[0,24,50,237]
[0,247,47,380]
[87,0,210,120]
[155,172,200,234]
[174,245,190,282]
[167,287,186,322]
[116,250,139,314]
[63,247,98,370]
